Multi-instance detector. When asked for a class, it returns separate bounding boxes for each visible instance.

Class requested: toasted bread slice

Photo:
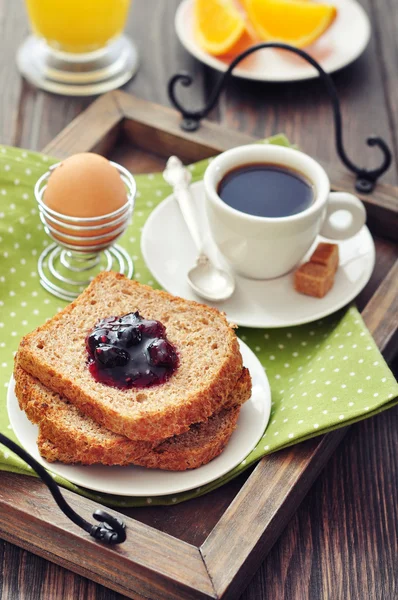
[14,362,251,466]
[37,405,241,471]
[15,362,153,464]
[133,405,240,470]
[18,272,246,441]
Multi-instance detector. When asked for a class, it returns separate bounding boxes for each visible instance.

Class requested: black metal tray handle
[0,433,126,545]
[168,42,392,193]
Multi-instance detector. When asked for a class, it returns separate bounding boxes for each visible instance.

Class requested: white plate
[7,339,271,497]
[141,180,375,328]
[175,0,371,82]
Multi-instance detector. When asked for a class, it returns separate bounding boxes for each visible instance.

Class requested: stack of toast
[14,272,252,471]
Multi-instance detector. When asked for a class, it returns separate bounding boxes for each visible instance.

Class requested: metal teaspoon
[163,156,235,302]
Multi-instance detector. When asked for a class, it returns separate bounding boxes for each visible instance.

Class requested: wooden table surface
[0,1,397,599]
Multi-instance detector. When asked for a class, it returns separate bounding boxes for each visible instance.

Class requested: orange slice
[245,0,337,47]
[194,0,248,56]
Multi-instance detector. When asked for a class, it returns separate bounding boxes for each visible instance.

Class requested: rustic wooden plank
[0,0,92,150]
[361,259,398,362]
[16,85,92,151]
[201,432,347,599]
[368,0,398,161]
[123,0,207,110]
[239,396,398,600]
[116,91,254,161]
[0,473,215,600]
[356,236,398,310]
[1,541,127,600]
[122,470,252,548]
[0,0,27,146]
[43,93,123,159]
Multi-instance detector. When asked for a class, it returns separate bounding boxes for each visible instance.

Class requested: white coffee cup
[204,145,366,279]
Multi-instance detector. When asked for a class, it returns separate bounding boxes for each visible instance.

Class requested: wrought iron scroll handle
[0,433,126,545]
[168,43,392,193]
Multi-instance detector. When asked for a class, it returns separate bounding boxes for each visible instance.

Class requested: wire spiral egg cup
[34,161,136,301]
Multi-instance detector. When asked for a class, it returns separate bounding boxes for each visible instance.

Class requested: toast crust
[17,272,247,441]
[37,405,241,471]
[14,362,251,466]
[133,406,240,470]
[14,362,154,464]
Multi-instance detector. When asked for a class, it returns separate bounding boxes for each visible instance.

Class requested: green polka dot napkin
[0,139,397,508]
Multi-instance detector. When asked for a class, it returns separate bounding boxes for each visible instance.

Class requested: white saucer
[141,180,375,328]
[175,0,371,82]
[7,339,271,497]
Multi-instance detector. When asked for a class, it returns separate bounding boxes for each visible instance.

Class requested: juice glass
[17,0,139,96]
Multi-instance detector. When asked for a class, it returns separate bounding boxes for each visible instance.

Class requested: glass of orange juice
[17,0,139,96]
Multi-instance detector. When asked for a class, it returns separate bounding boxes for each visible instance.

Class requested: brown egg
[43,153,129,250]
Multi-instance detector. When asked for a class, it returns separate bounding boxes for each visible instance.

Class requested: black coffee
[218,163,314,218]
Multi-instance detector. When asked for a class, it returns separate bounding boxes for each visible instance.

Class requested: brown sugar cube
[294,262,335,298]
[310,242,339,273]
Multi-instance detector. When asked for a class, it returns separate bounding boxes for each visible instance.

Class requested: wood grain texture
[0,0,27,146]
[124,0,208,110]
[201,431,348,599]
[356,236,398,310]
[0,0,397,598]
[240,399,398,600]
[0,473,215,600]
[361,259,398,362]
[369,0,398,162]
[43,93,123,159]
[0,0,92,149]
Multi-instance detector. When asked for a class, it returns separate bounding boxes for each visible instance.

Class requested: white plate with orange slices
[175,0,371,82]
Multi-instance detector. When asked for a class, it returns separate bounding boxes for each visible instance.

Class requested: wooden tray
[0,91,397,600]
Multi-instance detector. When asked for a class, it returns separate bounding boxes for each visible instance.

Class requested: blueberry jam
[85,312,178,389]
